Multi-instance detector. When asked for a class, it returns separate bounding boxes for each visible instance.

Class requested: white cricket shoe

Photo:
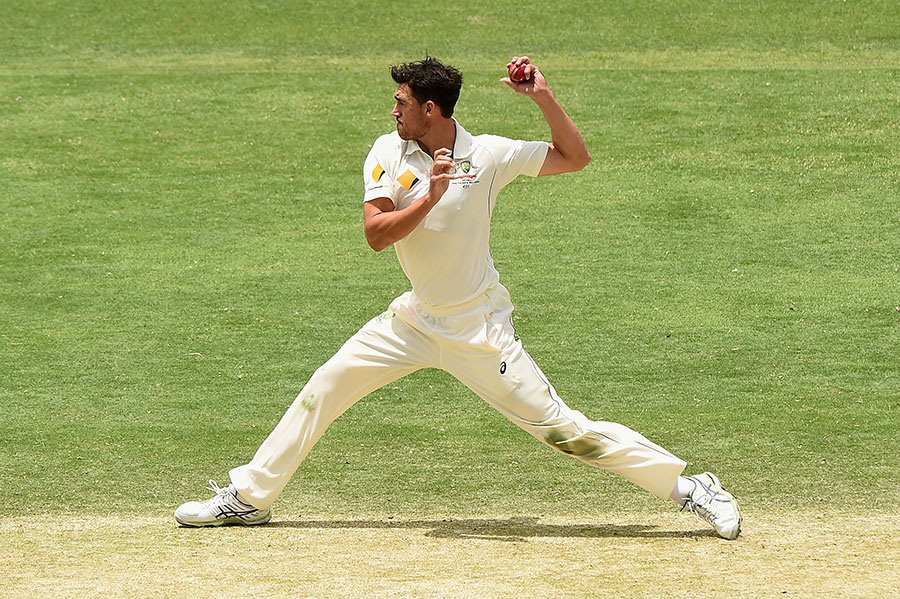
[682,472,742,540]
[174,480,272,527]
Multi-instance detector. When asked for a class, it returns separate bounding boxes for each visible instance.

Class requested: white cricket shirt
[363,120,549,313]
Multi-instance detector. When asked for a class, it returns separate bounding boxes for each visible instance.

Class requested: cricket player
[175,56,742,539]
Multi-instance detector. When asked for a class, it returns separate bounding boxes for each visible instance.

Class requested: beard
[396,119,424,141]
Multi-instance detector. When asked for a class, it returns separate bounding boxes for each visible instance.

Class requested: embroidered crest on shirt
[449,159,479,189]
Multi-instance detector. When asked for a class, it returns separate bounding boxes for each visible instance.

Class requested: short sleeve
[363,143,395,205]
[492,138,550,189]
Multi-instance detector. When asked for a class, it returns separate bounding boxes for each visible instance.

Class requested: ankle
[669,476,694,506]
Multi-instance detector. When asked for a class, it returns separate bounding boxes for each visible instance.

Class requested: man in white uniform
[175,56,742,539]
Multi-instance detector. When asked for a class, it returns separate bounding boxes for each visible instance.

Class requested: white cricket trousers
[230,286,686,510]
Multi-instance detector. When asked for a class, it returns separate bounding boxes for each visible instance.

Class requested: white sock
[669,476,695,506]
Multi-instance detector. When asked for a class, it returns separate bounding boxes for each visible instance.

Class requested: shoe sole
[702,472,742,540]
[174,511,272,527]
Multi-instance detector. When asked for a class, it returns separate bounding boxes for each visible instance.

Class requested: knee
[292,366,338,411]
[542,429,609,460]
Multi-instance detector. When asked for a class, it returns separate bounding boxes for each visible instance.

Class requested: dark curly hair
[390,57,463,118]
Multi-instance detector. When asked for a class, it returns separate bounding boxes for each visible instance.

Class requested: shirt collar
[402,119,474,159]
[451,119,473,158]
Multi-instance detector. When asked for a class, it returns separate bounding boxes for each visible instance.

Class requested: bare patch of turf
[4,511,897,598]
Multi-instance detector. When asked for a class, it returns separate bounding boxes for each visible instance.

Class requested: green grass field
[3,1,900,596]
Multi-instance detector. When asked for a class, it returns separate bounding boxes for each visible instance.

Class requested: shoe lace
[206,479,228,495]
[681,495,717,525]
[681,480,721,526]
[202,480,259,517]
[203,480,234,508]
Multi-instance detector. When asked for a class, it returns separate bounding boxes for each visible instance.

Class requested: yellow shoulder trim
[397,169,419,191]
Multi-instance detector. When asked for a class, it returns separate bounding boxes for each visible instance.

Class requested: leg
[442,314,686,500]
[229,310,438,510]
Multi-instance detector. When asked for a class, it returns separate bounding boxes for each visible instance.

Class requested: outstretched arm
[502,56,591,176]
[363,148,475,252]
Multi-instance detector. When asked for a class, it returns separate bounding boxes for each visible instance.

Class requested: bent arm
[363,148,474,252]
[363,195,436,252]
[502,56,591,176]
[534,89,591,176]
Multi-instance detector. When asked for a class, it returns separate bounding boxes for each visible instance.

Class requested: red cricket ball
[510,63,529,83]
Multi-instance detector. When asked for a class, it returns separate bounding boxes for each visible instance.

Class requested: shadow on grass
[263,516,715,542]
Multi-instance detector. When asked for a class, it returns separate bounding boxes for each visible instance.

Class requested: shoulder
[471,133,517,150]
[369,131,403,155]
[470,132,511,155]
[470,133,527,165]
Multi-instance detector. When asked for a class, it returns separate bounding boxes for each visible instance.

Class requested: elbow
[574,149,591,172]
[558,151,590,175]
[365,230,390,252]
[363,201,398,251]
[555,148,591,175]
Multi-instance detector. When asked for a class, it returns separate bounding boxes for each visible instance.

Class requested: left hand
[429,148,475,200]
[501,56,550,97]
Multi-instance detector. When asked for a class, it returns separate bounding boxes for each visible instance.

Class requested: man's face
[391,84,427,141]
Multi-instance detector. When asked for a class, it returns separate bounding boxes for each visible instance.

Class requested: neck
[417,117,456,158]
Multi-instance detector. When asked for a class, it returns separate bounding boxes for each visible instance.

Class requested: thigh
[311,309,440,407]
[443,331,564,426]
